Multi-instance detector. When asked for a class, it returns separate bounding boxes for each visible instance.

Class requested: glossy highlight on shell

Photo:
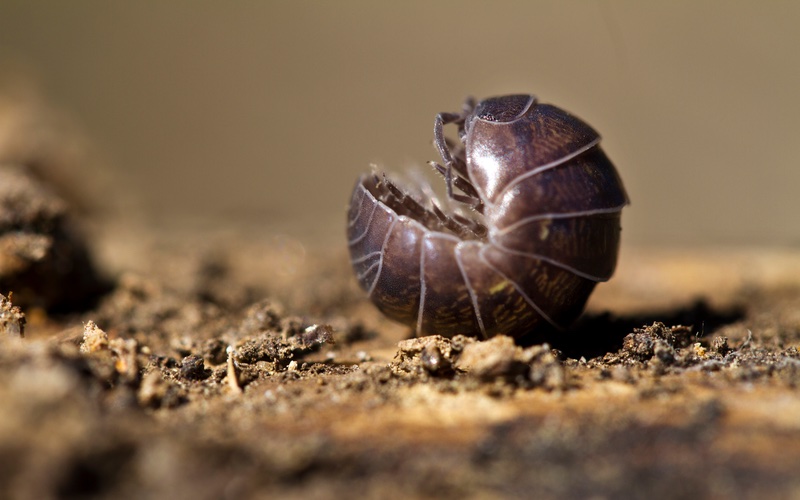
[347,94,629,339]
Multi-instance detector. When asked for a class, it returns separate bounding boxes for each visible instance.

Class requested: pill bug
[347,94,628,339]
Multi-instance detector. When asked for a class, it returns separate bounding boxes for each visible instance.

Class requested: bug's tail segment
[487,146,627,282]
[491,148,627,230]
[479,244,598,330]
[458,242,550,338]
[490,212,623,282]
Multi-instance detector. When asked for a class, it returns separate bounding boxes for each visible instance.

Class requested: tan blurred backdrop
[0,1,798,247]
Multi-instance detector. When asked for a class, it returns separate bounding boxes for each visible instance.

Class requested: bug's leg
[428,161,484,212]
[443,137,470,178]
[435,112,477,204]
[450,153,470,179]
[434,112,463,201]
[429,161,479,199]
[435,102,484,211]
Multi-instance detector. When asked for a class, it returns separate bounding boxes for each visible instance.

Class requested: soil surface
[1,162,800,499]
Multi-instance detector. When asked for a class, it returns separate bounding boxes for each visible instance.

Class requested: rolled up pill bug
[347,94,628,340]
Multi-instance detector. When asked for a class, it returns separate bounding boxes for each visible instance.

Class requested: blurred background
[0,1,798,248]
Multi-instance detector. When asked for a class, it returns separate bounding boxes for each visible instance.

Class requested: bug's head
[471,94,536,126]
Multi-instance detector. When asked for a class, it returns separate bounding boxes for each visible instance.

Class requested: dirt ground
[1,120,800,499]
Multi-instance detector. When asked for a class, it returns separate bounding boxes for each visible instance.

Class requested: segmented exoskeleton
[347,94,628,339]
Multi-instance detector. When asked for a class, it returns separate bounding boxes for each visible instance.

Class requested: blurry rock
[456,335,568,389]
[180,355,211,381]
[393,335,566,389]
[455,336,526,379]
[456,336,566,388]
[621,322,694,362]
[0,164,105,311]
[394,335,458,378]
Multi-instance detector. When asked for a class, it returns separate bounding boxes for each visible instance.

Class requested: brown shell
[347,94,628,339]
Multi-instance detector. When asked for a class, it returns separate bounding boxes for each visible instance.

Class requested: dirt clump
[0,164,106,311]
